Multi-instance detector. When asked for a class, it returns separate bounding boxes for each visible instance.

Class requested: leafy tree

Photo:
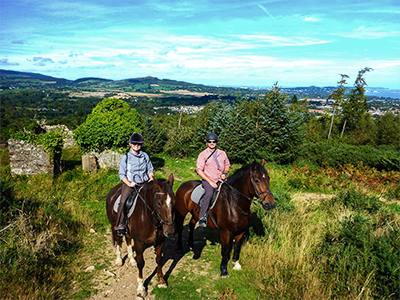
[73,98,142,153]
[327,74,349,140]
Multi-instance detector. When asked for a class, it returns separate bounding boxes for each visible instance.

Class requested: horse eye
[255,179,260,184]
[157,202,162,207]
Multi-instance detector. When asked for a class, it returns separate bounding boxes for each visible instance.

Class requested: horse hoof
[221,273,230,278]
[233,261,242,270]
[115,258,123,266]
[158,283,168,288]
[137,290,147,298]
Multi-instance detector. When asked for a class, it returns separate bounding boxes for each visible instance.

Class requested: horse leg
[125,236,135,267]
[112,228,123,266]
[232,232,245,271]
[220,230,232,277]
[175,210,186,251]
[188,217,196,251]
[155,241,167,288]
[134,242,147,298]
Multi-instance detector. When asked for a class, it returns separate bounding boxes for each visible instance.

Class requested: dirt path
[89,229,189,300]
[89,193,333,299]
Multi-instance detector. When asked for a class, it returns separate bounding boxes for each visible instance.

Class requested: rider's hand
[221,174,226,181]
[210,181,218,189]
[129,181,137,187]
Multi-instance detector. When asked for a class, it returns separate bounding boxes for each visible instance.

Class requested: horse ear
[168,173,174,188]
[153,178,162,190]
[261,159,266,166]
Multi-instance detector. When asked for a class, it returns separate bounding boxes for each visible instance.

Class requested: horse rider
[196,133,230,228]
[115,133,154,236]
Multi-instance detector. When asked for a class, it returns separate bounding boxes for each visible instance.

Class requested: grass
[1,147,399,299]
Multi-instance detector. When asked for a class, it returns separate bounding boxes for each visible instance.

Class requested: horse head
[153,173,175,238]
[250,159,275,210]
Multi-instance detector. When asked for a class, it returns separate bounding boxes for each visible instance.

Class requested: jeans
[115,183,136,229]
[199,180,215,221]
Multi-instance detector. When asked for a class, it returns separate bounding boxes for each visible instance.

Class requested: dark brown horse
[175,160,275,277]
[106,174,175,298]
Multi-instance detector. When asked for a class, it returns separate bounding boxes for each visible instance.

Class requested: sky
[1,0,399,89]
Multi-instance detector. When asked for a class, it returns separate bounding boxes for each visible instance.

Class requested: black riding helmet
[206,132,218,142]
[130,133,144,144]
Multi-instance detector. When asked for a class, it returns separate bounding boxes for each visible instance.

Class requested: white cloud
[303,17,321,22]
[334,26,400,39]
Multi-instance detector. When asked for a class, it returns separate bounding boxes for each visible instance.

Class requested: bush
[318,190,400,299]
[297,142,399,171]
[74,98,142,153]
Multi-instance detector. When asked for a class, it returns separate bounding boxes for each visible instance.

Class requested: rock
[85,266,95,272]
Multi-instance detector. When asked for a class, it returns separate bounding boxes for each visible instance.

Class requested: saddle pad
[190,183,222,210]
[191,184,205,204]
[113,194,138,218]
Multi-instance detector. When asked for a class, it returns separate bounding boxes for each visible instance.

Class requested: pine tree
[327,74,349,140]
[340,67,373,136]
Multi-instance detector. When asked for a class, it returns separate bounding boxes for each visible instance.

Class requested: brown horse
[106,174,175,298]
[175,160,275,277]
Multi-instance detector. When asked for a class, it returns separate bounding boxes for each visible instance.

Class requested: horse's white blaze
[137,277,147,297]
[262,174,266,178]
[115,245,122,266]
[233,261,242,270]
[127,245,135,266]
[166,194,172,208]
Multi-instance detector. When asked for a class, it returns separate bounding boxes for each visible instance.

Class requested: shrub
[297,142,399,171]
[318,190,400,299]
[73,98,142,153]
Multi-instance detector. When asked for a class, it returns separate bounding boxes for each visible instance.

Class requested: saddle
[190,182,223,211]
[113,186,143,218]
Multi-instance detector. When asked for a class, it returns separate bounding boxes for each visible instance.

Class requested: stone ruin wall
[8,139,54,175]
[82,150,123,172]
[8,123,123,175]
[42,124,76,148]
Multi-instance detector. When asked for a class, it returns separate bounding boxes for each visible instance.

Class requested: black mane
[227,161,262,185]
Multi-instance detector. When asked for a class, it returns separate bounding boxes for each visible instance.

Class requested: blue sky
[1,0,399,88]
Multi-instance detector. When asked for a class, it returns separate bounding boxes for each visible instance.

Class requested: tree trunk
[340,119,347,138]
[327,107,336,140]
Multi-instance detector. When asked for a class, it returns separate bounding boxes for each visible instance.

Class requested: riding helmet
[206,132,218,142]
[130,133,144,144]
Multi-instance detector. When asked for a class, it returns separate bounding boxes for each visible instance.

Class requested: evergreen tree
[327,74,349,140]
[340,67,373,135]
[377,111,400,147]
[255,82,304,163]
[220,100,256,163]
[142,117,166,154]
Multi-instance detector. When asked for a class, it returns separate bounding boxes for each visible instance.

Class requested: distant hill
[1,69,399,100]
[0,69,70,84]
[74,77,113,83]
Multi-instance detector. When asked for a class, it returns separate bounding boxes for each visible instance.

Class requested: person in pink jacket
[196,133,230,228]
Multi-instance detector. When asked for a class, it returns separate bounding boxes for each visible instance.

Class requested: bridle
[224,170,273,215]
[249,170,273,207]
[135,187,175,228]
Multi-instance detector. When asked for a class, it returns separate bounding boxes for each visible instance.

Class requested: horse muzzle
[163,224,175,238]
[262,202,276,210]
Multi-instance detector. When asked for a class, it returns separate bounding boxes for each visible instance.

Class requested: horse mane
[227,161,261,186]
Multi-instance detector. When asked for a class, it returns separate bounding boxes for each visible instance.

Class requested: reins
[134,185,175,228]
